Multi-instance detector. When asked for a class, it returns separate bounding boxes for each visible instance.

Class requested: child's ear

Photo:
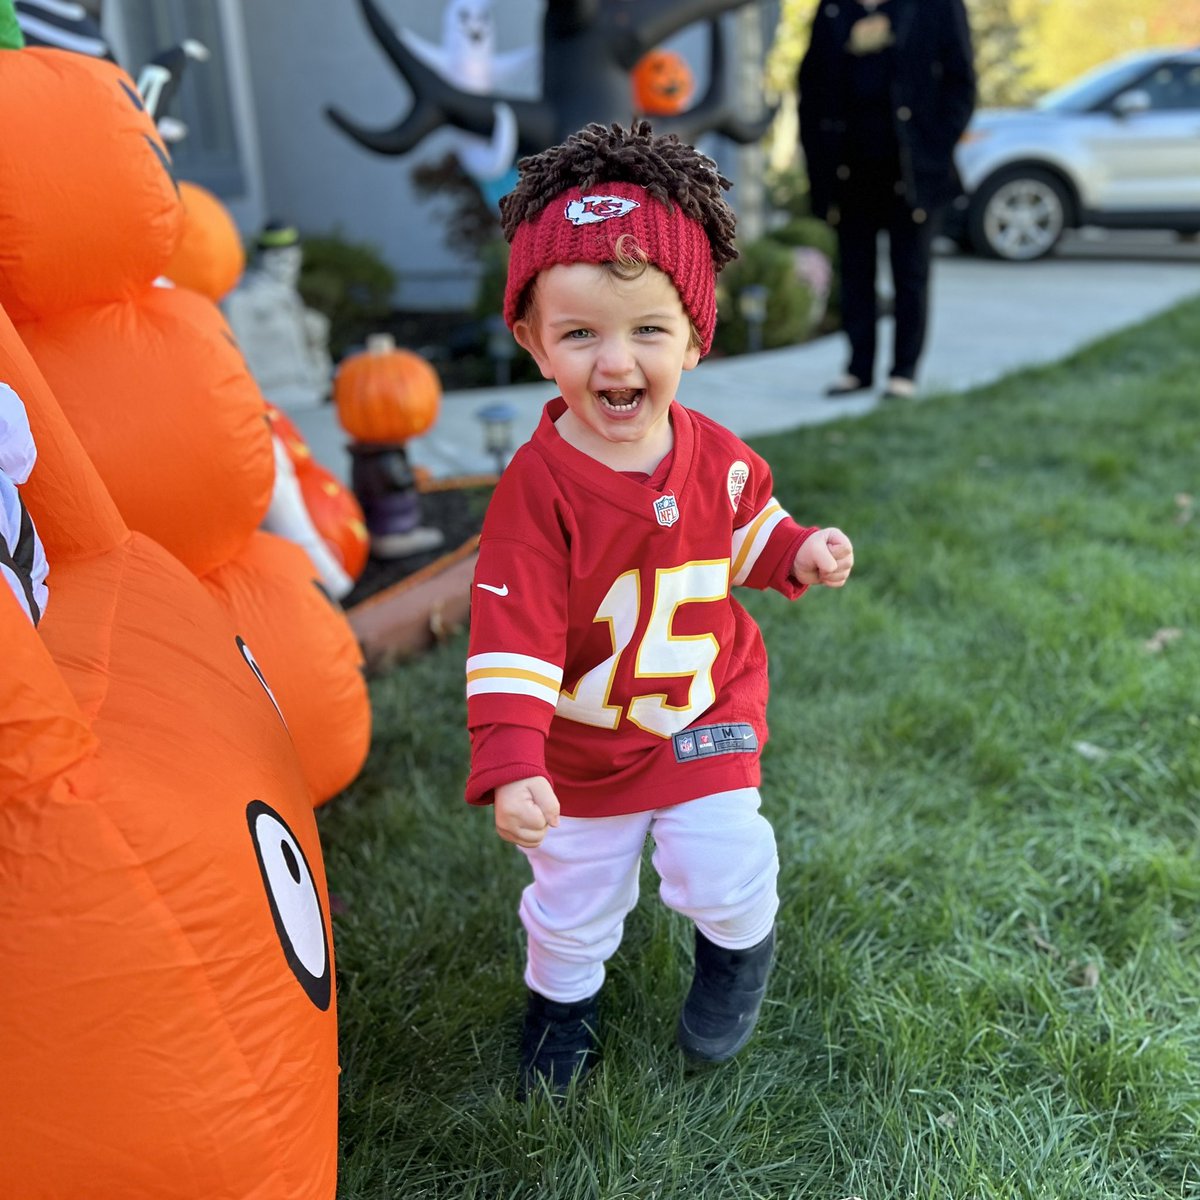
[513,319,555,382]
[682,342,702,372]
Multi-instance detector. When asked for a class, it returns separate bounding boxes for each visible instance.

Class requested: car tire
[967,167,1072,262]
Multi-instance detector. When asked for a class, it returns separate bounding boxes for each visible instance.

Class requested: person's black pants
[836,191,940,385]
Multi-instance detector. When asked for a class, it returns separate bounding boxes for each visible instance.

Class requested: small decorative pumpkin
[165,181,246,302]
[334,333,441,445]
[631,49,694,117]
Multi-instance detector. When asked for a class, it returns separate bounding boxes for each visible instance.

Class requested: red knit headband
[503,180,718,356]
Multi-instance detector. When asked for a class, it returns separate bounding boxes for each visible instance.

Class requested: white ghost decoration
[400,0,536,182]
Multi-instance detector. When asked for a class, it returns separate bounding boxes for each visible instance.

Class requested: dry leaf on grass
[1027,923,1060,957]
[1143,627,1182,653]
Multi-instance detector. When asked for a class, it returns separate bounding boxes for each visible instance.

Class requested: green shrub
[764,163,813,220]
[767,215,837,261]
[713,236,814,357]
[298,232,397,361]
[472,238,510,321]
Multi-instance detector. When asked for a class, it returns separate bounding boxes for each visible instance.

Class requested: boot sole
[676,1014,757,1063]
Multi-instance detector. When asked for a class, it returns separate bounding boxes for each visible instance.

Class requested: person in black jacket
[799,0,975,398]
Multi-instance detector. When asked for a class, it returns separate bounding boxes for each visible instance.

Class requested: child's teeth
[603,390,639,408]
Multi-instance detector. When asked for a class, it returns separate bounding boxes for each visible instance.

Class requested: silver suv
[951,47,1200,260]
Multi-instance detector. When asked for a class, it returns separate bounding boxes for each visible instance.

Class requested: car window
[1037,56,1153,112]
[1131,62,1200,112]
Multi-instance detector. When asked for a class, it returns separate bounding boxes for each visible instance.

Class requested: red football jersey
[465,399,815,817]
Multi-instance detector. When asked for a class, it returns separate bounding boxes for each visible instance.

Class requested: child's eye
[635,325,664,336]
[564,328,593,340]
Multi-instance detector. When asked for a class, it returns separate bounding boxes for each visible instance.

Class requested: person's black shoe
[518,989,600,1099]
[824,374,870,397]
[677,927,775,1063]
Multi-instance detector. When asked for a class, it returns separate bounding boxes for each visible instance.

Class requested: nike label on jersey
[672,723,759,762]
[476,582,509,596]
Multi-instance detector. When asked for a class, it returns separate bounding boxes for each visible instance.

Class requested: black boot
[518,989,600,1099]
[677,927,775,1063]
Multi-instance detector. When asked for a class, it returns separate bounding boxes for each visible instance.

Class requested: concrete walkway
[290,233,1200,483]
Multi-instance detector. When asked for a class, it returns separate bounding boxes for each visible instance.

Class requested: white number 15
[556,559,729,738]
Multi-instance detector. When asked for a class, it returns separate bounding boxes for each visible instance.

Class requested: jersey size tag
[672,722,759,763]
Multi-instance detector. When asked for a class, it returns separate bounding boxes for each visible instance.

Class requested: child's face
[514,262,701,468]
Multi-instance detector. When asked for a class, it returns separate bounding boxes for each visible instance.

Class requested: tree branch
[613,0,760,65]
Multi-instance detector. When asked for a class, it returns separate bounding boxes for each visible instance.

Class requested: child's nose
[594,339,636,378]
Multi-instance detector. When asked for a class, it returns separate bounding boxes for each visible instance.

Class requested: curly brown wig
[498,120,738,273]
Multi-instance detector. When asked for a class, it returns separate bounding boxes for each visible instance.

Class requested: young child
[464,121,854,1096]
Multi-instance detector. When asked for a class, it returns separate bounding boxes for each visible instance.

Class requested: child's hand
[793,527,854,587]
[495,776,561,848]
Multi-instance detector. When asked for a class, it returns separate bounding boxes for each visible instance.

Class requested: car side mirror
[1110,88,1151,118]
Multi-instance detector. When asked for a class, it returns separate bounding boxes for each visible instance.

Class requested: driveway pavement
[289,231,1200,482]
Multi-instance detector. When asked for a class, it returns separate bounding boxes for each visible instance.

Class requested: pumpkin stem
[366,332,396,355]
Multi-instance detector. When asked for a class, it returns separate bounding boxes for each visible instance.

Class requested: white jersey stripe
[731,500,787,585]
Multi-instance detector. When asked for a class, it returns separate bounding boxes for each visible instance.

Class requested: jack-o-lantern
[297,460,370,581]
[632,49,694,117]
[334,333,441,445]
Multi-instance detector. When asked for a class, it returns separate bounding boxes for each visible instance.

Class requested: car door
[1082,59,1200,215]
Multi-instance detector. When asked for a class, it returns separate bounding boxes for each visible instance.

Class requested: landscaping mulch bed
[343,475,495,609]
[341,475,495,671]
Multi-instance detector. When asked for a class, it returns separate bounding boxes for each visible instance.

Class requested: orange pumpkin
[165,181,245,303]
[334,333,441,444]
[296,460,371,581]
[632,49,695,117]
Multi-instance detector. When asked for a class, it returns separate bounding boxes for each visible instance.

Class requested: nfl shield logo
[653,493,680,527]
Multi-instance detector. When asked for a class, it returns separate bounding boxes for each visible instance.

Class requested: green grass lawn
[321,297,1200,1199]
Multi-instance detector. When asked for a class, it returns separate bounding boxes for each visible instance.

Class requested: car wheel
[968,168,1071,262]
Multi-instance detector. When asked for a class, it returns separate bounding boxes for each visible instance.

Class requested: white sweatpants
[519,787,780,1003]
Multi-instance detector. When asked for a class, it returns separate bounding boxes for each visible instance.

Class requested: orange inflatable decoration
[165,179,246,302]
[203,530,369,801]
[0,46,370,805]
[631,48,695,116]
[0,303,338,1197]
[18,285,274,576]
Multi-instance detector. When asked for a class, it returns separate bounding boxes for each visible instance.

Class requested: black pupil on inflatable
[281,839,301,883]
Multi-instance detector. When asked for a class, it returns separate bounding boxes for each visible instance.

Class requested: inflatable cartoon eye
[237,634,287,728]
[246,800,332,1010]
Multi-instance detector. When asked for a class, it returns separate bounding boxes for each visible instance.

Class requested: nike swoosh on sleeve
[476,582,509,596]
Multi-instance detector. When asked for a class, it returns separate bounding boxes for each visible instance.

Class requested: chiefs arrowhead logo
[564,195,641,226]
[727,461,749,511]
